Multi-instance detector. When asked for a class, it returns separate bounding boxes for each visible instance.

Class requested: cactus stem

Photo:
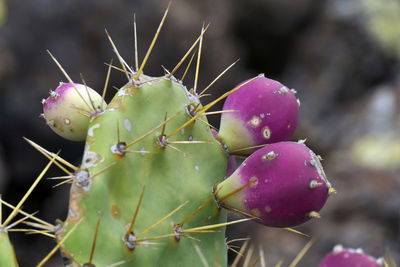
[135,2,171,81]
[0,199,55,230]
[168,141,211,145]
[198,59,240,97]
[229,144,269,154]
[126,187,145,238]
[180,49,197,82]
[133,14,139,72]
[102,58,113,101]
[243,244,254,267]
[105,29,132,81]
[215,244,221,267]
[90,162,117,179]
[288,237,315,267]
[46,50,95,112]
[104,62,131,77]
[2,154,57,228]
[37,218,83,267]
[125,112,180,149]
[192,242,209,267]
[231,239,250,267]
[24,137,77,173]
[193,22,205,94]
[105,260,130,267]
[136,201,189,238]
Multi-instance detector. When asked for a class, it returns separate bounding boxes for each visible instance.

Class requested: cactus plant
[0,4,341,266]
[319,245,384,267]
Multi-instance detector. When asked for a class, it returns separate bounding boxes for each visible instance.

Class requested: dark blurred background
[0,0,399,266]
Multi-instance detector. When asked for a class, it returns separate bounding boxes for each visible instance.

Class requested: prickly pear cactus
[0,5,343,267]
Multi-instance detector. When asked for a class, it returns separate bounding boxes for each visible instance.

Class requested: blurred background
[0,0,399,266]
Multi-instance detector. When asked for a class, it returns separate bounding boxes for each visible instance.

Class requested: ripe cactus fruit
[218,75,299,154]
[42,82,106,141]
[214,141,334,227]
[319,245,383,267]
[0,231,18,266]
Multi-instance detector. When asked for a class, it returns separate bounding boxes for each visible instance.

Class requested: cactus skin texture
[218,75,299,155]
[0,231,18,266]
[58,78,229,266]
[215,141,332,227]
[319,245,383,267]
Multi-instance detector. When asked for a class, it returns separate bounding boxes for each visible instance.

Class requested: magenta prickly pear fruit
[319,245,383,267]
[214,141,334,227]
[218,75,299,154]
[42,82,106,141]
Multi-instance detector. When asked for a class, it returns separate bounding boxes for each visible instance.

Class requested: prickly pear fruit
[218,75,299,154]
[214,141,334,227]
[42,82,106,141]
[319,245,383,267]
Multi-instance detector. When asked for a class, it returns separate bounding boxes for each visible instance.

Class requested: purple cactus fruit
[319,245,383,267]
[218,75,299,155]
[211,129,237,177]
[214,141,334,227]
[42,82,106,141]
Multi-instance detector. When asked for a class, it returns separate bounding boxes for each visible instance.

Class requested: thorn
[165,144,185,154]
[2,153,58,228]
[230,144,269,154]
[80,73,97,111]
[23,137,77,174]
[168,141,211,145]
[37,218,83,267]
[328,187,337,195]
[202,110,237,116]
[52,178,74,188]
[193,22,205,94]
[0,194,2,225]
[135,1,171,80]
[307,211,320,219]
[282,228,310,238]
[102,58,113,101]
[167,24,210,78]
[217,180,252,203]
[133,14,139,72]
[231,239,249,267]
[250,255,262,267]
[104,62,132,77]
[180,49,197,82]
[181,218,252,233]
[259,246,266,267]
[46,50,93,112]
[5,211,39,231]
[288,237,316,267]
[86,216,102,266]
[0,199,55,230]
[125,112,180,149]
[309,180,323,189]
[243,244,254,267]
[136,201,189,238]
[105,29,132,81]
[193,242,209,267]
[199,59,240,96]
[126,187,145,238]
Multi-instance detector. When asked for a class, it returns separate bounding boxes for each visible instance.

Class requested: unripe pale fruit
[319,245,382,267]
[215,141,334,227]
[42,82,106,141]
[218,75,299,155]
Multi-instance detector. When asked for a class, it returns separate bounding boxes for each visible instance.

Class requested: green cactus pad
[58,77,228,266]
[0,231,18,266]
